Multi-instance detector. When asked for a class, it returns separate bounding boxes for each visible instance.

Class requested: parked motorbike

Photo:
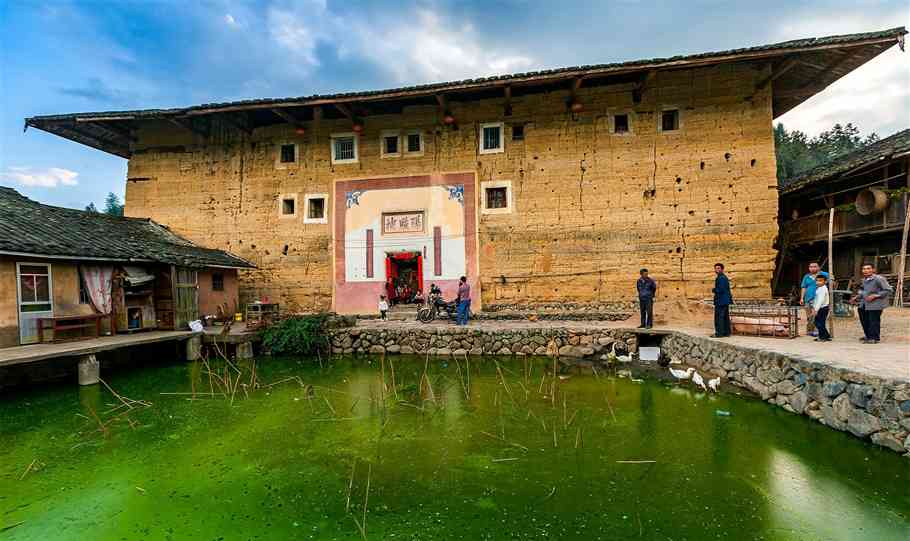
[417,292,458,323]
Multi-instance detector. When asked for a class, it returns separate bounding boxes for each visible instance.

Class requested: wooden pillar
[896,189,910,307]
[186,335,202,361]
[77,354,100,386]
[827,208,835,337]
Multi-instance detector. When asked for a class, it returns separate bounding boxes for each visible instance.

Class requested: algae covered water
[1,356,908,540]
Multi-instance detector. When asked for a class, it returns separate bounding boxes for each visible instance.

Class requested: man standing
[855,263,893,344]
[711,263,733,338]
[456,276,471,326]
[636,268,657,329]
[799,262,829,336]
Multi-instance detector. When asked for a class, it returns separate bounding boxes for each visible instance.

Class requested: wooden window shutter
[366,229,374,278]
[433,226,442,276]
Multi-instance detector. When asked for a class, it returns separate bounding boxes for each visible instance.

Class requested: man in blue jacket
[636,268,657,328]
[712,263,732,338]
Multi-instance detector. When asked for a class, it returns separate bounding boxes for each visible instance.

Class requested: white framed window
[331,132,359,164]
[17,263,53,311]
[276,143,298,168]
[380,130,401,158]
[404,130,424,156]
[479,122,504,154]
[658,107,681,133]
[480,180,513,215]
[278,193,297,218]
[610,112,633,135]
[304,193,328,224]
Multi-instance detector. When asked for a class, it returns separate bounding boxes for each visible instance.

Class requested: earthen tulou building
[26,27,907,314]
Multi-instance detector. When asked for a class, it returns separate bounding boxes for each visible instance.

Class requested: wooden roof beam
[503,86,512,116]
[270,108,303,127]
[756,58,801,90]
[775,53,861,99]
[75,120,136,143]
[220,112,251,135]
[334,103,353,121]
[51,125,130,158]
[168,117,209,138]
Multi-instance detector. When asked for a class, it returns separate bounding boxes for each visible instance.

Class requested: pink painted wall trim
[333,173,478,314]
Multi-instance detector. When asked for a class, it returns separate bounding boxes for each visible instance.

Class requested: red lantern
[570,100,584,113]
[295,126,306,135]
[443,113,456,125]
[352,122,364,133]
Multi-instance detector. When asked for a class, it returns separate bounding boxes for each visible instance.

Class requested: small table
[37,314,108,343]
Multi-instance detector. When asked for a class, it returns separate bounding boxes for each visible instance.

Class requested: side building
[0,188,253,347]
[25,28,907,314]
[776,128,910,302]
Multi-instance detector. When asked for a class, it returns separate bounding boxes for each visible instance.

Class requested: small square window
[661,109,679,132]
[384,135,399,155]
[407,133,422,153]
[308,198,325,220]
[512,124,524,141]
[303,194,328,224]
[331,133,358,164]
[614,114,629,134]
[212,272,224,292]
[279,144,296,163]
[486,187,508,209]
[281,198,296,216]
[479,122,504,154]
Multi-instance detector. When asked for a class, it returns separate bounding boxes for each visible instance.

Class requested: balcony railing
[782,193,908,245]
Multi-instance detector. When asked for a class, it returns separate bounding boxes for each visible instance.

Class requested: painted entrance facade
[333,173,479,314]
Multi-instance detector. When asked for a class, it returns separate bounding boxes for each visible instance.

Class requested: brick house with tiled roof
[0,187,253,346]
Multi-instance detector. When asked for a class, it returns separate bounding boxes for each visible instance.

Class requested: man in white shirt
[812,275,831,342]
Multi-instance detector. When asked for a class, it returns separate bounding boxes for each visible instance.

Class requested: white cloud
[264,4,534,83]
[774,9,910,137]
[0,167,79,188]
[224,14,237,27]
[348,9,533,83]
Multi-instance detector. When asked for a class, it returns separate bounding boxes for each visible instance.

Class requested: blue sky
[1,0,908,209]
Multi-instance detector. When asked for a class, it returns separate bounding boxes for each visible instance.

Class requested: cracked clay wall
[124,62,779,312]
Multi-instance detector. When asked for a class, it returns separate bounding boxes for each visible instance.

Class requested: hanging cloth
[79,265,114,315]
[122,266,155,286]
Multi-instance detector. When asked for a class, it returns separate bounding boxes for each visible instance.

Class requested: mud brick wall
[124,62,778,312]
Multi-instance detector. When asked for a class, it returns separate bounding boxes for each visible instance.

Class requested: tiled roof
[27,27,907,122]
[0,188,254,268]
[780,128,910,194]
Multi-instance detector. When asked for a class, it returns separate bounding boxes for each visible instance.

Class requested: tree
[775,122,879,181]
[84,202,98,213]
[103,192,124,217]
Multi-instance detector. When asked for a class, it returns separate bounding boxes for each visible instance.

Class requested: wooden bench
[37,314,108,343]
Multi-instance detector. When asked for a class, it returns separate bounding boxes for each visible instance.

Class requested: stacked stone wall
[661,333,910,456]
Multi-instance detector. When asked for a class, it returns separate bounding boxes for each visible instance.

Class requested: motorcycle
[417,291,458,323]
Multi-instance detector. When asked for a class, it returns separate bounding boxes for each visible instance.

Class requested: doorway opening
[385,252,423,305]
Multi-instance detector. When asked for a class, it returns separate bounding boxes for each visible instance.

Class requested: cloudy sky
[1,0,908,209]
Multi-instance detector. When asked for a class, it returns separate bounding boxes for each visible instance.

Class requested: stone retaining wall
[661,333,910,456]
[328,326,637,358]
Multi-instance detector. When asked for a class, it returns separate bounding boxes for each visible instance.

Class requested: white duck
[692,370,708,392]
[669,367,695,381]
[610,342,633,363]
[707,376,721,393]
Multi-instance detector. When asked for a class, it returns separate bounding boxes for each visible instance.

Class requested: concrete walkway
[355,318,909,381]
[0,330,196,367]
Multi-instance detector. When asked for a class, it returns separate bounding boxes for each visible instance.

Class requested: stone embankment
[328,326,636,358]
[661,333,910,456]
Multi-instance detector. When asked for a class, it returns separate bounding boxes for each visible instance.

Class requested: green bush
[259,314,330,356]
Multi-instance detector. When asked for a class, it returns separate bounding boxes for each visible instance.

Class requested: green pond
[1,355,908,540]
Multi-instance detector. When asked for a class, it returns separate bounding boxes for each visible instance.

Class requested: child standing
[378,295,389,321]
[812,275,831,342]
